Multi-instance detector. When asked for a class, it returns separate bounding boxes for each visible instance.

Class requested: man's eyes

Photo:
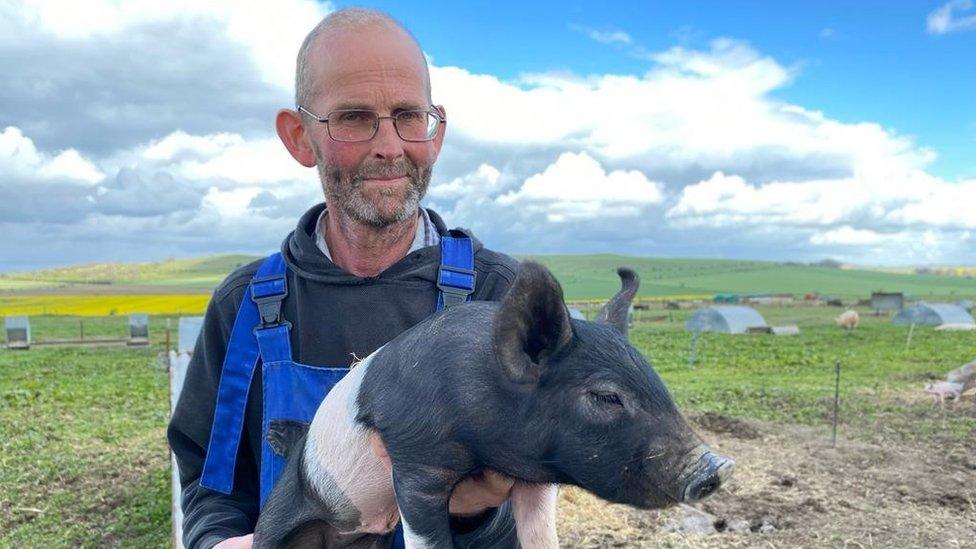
[335,111,374,124]
[397,111,425,122]
[331,110,428,125]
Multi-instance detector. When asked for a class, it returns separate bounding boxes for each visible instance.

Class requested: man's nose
[370,117,405,161]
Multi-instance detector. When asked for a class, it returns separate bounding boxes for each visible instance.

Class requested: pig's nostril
[687,475,719,501]
[682,455,734,502]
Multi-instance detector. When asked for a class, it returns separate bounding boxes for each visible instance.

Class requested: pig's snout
[679,449,735,503]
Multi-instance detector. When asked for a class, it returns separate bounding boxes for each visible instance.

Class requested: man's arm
[168,281,260,548]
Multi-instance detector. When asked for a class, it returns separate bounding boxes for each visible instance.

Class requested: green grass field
[524,254,976,300]
[638,307,975,439]
[3,254,976,301]
[2,307,973,546]
[0,255,256,292]
[0,343,171,547]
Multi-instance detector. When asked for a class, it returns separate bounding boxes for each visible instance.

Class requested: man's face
[305,26,444,227]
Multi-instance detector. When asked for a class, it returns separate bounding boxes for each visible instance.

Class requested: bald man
[168,8,520,549]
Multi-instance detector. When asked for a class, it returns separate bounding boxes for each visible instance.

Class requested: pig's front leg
[391,463,460,549]
[511,482,559,549]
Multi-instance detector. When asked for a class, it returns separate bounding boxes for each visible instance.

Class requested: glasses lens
[328,110,378,142]
[395,111,438,141]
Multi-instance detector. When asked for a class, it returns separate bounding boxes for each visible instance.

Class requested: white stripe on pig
[303,349,400,534]
[512,482,559,549]
[397,507,428,549]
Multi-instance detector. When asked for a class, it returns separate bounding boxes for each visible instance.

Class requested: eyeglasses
[297,105,445,142]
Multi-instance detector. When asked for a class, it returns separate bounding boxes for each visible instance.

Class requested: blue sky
[1,0,975,271]
[359,0,976,180]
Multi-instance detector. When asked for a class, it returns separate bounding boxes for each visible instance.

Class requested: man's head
[276,8,445,227]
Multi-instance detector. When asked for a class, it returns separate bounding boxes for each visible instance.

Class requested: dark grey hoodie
[168,203,520,548]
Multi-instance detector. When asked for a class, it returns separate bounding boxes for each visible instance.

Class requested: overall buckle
[251,274,290,332]
[437,265,476,308]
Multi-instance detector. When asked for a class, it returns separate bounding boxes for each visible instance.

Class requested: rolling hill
[0,255,257,293]
[3,253,976,302]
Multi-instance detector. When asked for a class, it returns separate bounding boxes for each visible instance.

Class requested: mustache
[351,159,419,183]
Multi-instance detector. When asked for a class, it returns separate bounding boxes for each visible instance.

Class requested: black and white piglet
[254,261,734,548]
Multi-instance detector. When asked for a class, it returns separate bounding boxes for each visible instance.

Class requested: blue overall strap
[200,252,288,494]
[251,255,293,365]
[436,231,475,311]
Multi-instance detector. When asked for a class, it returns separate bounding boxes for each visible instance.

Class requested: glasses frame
[297,105,445,143]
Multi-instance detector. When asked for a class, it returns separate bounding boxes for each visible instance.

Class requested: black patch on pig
[267,419,309,458]
[493,261,573,384]
[255,433,390,548]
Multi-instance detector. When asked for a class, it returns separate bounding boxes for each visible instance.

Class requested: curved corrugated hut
[686,306,768,334]
[892,303,975,327]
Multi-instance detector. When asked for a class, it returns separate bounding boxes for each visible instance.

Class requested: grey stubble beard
[314,147,431,228]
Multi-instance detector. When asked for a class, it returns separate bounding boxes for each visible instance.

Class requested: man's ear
[276,109,317,167]
[431,104,447,157]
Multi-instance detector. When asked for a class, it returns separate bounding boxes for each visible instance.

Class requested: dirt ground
[556,409,976,548]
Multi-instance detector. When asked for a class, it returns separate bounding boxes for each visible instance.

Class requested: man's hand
[214,533,253,548]
[447,468,515,516]
[368,432,515,516]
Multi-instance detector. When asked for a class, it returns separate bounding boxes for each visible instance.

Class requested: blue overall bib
[198,233,477,543]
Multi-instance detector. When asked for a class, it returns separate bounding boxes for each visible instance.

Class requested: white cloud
[809,227,969,264]
[668,170,976,233]
[119,129,323,217]
[810,226,893,246]
[202,186,264,218]
[171,136,314,186]
[497,151,664,222]
[103,130,318,189]
[886,178,976,228]
[927,0,976,34]
[14,0,329,89]
[0,126,104,184]
[428,164,502,200]
[667,171,878,227]
[433,38,932,175]
[142,131,244,161]
[570,24,632,45]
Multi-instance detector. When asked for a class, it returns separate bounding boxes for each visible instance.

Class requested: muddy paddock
[556,410,976,548]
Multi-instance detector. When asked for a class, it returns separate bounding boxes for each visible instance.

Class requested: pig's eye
[588,390,623,407]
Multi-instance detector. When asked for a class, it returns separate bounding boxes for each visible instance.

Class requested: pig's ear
[493,261,573,384]
[595,267,640,338]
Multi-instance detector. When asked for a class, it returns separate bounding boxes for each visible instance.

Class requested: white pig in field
[836,310,859,330]
[923,361,976,405]
[924,381,964,403]
[947,361,976,393]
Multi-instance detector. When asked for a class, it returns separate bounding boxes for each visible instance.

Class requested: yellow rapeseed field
[0,295,210,316]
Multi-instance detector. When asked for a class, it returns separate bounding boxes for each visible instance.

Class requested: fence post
[832,360,841,447]
[905,322,916,352]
